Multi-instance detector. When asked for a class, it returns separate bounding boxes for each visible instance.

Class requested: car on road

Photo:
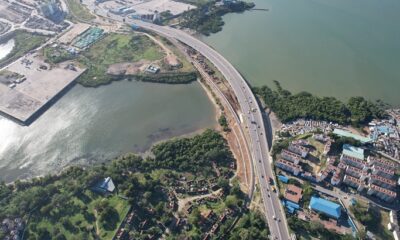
[269,177,274,185]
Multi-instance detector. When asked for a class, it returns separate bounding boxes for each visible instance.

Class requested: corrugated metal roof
[333,129,372,143]
[343,144,365,160]
[278,175,289,183]
[309,196,342,219]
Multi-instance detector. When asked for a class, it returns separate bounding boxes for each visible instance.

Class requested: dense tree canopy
[253,81,386,126]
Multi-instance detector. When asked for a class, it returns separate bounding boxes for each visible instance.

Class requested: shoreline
[3,123,218,185]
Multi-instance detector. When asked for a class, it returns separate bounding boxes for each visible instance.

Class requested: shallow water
[0,80,216,182]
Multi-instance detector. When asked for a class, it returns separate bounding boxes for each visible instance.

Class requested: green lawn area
[96,195,130,239]
[0,31,47,67]
[65,0,95,22]
[28,191,129,240]
[77,33,165,86]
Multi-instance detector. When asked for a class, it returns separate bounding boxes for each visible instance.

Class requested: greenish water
[204,0,400,105]
[0,80,216,182]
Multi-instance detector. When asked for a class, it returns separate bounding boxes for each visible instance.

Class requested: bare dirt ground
[195,67,252,194]
[177,189,222,213]
[142,33,180,68]
[107,60,150,75]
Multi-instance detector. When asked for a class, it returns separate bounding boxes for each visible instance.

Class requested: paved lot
[0,54,85,123]
[57,23,91,44]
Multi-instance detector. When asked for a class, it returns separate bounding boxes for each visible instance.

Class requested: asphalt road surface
[86,6,291,238]
[131,20,292,240]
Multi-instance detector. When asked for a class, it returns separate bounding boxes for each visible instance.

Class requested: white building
[288,144,309,158]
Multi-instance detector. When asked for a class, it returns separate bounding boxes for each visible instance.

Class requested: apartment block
[369,174,397,190]
[275,159,302,176]
[343,175,365,192]
[367,184,397,202]
[288,144,309,158]
[340,154,366,169]
[367,156,399,170]
[345,165,363,178]
[371,165,395,179]
[281,149,301,164]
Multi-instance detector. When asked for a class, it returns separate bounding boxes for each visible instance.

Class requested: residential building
[345,165,363,178]
[370,174,397,190]
[323,141,332,155]
[314,134,330,143]
[340,154,366,169]
[338,162,347,170]
[292,139,310,146]
[275,159,302,176]
[367,156,399,170]
[343,175,365,192]
[327,165,343,185]
[281,149,301,164]
[394,230,399,240]
[301,171,318,182]
[288,144,309,158]
[367,184,397,202]
[93,177,116,194]
[284,184,303,204]
[317,170,329,182]
[331,174,342,186]
[371,165,395,179]
[309,196,342,219]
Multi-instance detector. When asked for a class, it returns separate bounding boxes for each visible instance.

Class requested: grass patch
[366,206,393,240]
[76,33,164,86]
[65,0,95,22]
[43,46,76,64]
[0,31,47,67]
[350,200,393,240]
[22,189,128,240]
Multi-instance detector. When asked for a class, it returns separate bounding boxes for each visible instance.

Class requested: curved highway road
[84,5,290,238]
[131,20,291,240]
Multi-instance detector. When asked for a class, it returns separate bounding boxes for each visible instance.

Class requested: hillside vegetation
[0,130,268,240]
[253,81,386,126]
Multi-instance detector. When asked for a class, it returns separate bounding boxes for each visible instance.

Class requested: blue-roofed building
[93,177,116,195]
[333,129,372,144]
[286,206,295,214]
[286,201,300,210]
[282,200,300,214]
[309,196,342,219]
[278,175,289,183]
[342,144,364,160]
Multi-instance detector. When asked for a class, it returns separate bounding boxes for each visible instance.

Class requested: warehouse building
[309,196,342,219]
